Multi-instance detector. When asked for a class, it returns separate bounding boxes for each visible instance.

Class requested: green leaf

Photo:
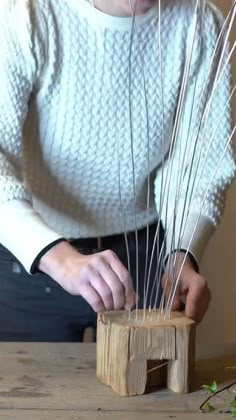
[202,381,218,394]
[229,401,236,417]
[202,402,216,412]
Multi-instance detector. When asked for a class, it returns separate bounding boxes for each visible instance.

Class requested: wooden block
[96,310,195,396]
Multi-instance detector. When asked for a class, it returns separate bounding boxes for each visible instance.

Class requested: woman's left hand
[162,252,211,324]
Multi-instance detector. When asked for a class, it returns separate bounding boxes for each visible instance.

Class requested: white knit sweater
[0,0,234,272]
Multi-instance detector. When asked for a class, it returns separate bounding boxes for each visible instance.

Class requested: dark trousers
[0,222,164,342]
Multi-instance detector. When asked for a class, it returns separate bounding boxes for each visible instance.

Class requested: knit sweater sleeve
[0,0,62,272]
[154,3,236,265]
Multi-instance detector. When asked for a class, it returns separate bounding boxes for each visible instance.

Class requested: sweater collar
[66,0,158,31]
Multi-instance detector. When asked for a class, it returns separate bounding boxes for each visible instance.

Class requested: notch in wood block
[96,310,195,396]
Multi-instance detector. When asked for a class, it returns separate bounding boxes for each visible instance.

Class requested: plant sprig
[229,401,236,417]
[202,380,218,394]
[200,380,236,416]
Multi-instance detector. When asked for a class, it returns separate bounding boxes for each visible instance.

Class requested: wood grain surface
[0,343,235,419]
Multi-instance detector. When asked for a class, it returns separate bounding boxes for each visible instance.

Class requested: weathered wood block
[96,310,195,396]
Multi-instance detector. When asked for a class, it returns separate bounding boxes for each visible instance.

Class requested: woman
[0,0,234,341]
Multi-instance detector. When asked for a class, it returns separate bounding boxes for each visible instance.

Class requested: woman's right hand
[38,241,136,312]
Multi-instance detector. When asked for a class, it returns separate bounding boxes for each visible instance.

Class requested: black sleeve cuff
[30,238,66,274]
[178,249,199,273]
[164,249,199,273]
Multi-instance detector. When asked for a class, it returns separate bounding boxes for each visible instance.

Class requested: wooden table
[0,343,235,419]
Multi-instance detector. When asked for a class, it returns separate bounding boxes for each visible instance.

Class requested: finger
[185,282,211,323]
[90,274,114,310]
[96,255,126,310]
[161,274,172,299]
[103,250,136,309]
[161,274,181,311]
[79,283,105,313]
[169,296,182,311]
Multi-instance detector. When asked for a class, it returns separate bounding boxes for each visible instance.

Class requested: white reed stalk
[165,124,236,318]
[165,6,236,316]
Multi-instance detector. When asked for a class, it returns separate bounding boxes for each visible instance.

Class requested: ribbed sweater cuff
[165,214,215,267]
[0,199,63,273]
[30,238,67,274]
